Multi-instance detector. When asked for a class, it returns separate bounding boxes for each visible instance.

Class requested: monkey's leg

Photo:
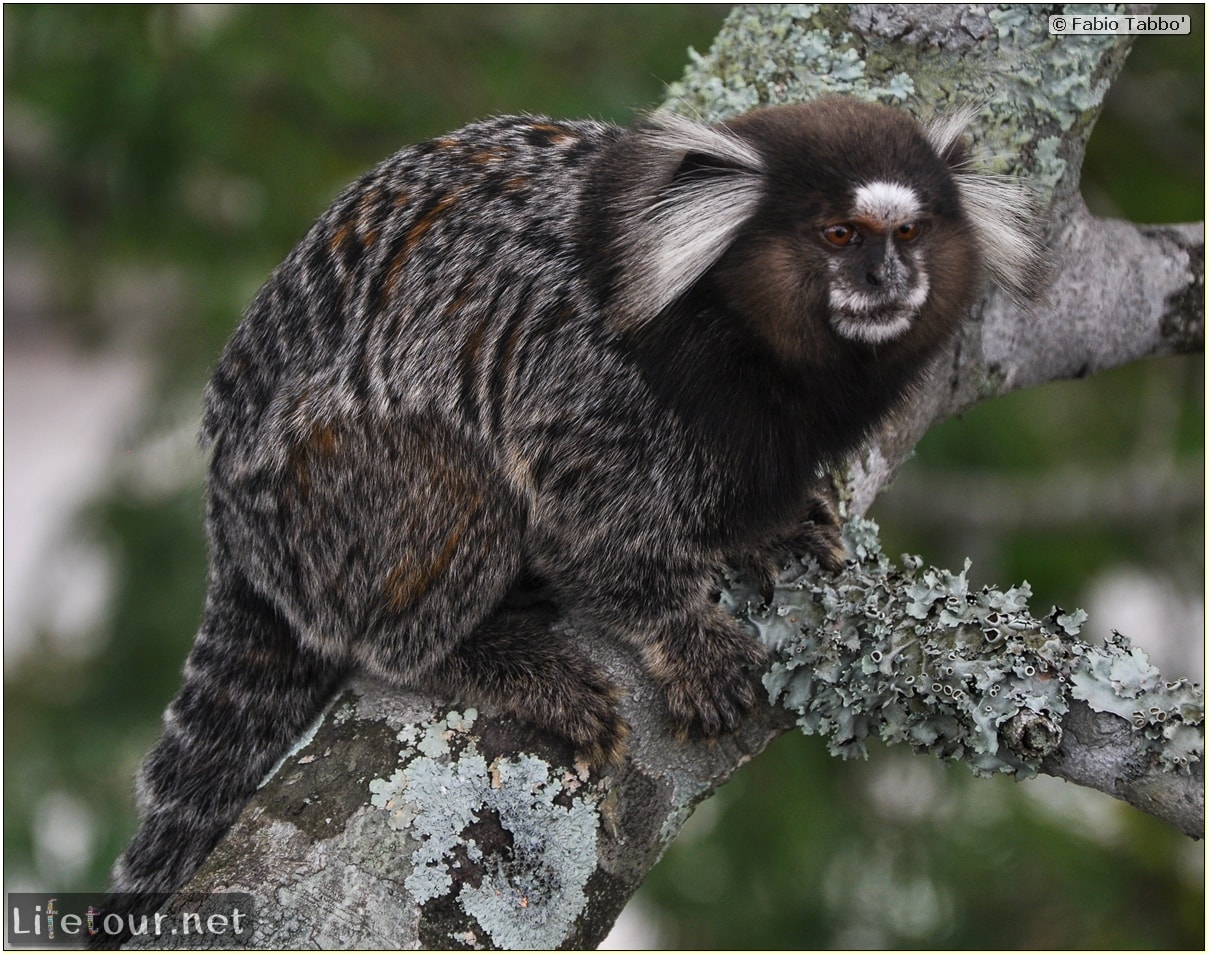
[284,412,628,767]
[732,480,848,599]
[420,607,631,769]
[355,495,630,770]
[565,559,768,740]
[111,570,347,899]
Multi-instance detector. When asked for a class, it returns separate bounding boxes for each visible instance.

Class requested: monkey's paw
[786,484,846,574]
[529,659,630,772]
[655,623,769,740]
[564,691,631,772]
[788,519,845,575]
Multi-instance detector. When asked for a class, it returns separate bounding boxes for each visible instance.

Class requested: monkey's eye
[822,223,858,247]
[895,222,921,242]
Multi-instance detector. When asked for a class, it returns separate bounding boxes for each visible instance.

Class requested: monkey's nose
[867,253,906,292]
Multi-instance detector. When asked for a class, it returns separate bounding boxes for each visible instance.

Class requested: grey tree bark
[148,4,1204,949]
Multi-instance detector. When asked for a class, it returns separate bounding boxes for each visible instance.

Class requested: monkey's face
[711,98,984,367]
[818,180,931,346]
[604,97,1030,369]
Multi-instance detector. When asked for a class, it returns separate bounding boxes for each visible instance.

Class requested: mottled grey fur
[110,99,1037,905]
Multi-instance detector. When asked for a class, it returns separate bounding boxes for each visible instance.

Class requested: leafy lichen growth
[722,519,1203,778]
[367,709,600,950]
[1070,637,1204,772]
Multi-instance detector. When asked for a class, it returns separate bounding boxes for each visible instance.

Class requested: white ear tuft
[638,110,766,174]
[926,104,1045,301]
[610,112,766,328]
[954,172,1043,302]
[923,103,980,161]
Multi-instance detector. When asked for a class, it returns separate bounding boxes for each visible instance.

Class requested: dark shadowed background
[4,5,1203,948]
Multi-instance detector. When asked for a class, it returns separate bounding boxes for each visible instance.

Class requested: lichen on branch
[723,519,1204,796]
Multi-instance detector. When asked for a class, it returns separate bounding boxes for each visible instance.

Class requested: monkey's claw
[667,669,763,740]
[790,483,846,574]
[545,664,631,772]
[570,707,631,772]
[659,629,768,740]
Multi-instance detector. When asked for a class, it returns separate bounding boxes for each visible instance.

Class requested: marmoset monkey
[109,97,1037,904]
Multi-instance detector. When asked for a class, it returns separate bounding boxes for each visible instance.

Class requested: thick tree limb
[172,526,1204,949]
[155,4,1204,949]
[158,649,788,949]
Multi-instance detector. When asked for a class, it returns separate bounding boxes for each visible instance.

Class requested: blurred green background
[4,4,1203,949]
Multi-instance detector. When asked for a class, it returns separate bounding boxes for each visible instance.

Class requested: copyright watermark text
[6,893,254,949]
[1050,13,1190,35]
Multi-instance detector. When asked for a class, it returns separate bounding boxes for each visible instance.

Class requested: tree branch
[172,522,1204,948]
[739,522,1204,843]
[1044,699,1204,840]
[845,208,1204,517]
[155,649,788,949]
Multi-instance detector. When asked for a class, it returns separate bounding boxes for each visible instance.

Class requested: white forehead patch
[852,181,921,226]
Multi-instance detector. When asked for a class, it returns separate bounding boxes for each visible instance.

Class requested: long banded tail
[111,570,345,897]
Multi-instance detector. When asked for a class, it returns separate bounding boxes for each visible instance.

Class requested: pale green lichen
[1032,136,1068,191]
[458,754,599,950]
[367,710,600,950]
[416,723,452,758]
[722,519,1204,779]
[666,4,893,120]
[1070,638,1204,772]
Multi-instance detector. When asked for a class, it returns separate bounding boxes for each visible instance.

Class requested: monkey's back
[200,116,623,472]
[195,115,696,654]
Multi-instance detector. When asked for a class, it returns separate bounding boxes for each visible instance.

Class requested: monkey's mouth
[830,305,918,345]
[829,280,929,345]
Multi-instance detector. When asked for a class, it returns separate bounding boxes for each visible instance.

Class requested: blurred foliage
[4,3,1202,949]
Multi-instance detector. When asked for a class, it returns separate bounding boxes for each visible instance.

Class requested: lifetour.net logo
[6,893,255,949]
